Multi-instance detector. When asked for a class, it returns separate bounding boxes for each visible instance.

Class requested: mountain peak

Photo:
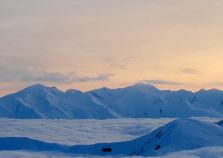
[28,83,46,89]
[128,83,159,90]
[18,83,46,93]
[18,83,63,95]
[196,88,222,94]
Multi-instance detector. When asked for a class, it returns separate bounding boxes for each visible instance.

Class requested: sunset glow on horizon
[1,0,223,96]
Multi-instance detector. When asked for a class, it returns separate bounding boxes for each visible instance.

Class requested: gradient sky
[1,0,223,95]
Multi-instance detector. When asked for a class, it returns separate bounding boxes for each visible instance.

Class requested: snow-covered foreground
[1,146,223,158]
[0,118,222,158]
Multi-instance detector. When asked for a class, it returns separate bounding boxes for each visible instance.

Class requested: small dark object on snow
[101,147,112,152]
[154,145,160,150]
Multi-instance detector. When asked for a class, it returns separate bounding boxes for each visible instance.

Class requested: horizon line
[1,82,222,97]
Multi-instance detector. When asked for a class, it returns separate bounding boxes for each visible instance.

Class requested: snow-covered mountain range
[1,119,223,157]
[0,83,223,119]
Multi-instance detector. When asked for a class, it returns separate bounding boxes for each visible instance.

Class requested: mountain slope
[69,119,223,156]
[1,83,223,119]
[0,84,114,119]
[88,83,223,118]
[1,119,223,156]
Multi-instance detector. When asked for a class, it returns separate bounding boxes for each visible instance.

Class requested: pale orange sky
[1,0,223,96]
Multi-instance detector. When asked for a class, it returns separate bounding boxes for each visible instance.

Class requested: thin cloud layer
[143,80,182,85]
[74,73,113,82]
[0,68,113,84]
[0,55,113,84]
[181,68,201,75]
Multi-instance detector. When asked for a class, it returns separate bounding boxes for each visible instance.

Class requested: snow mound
[0,119,223,156]
[0,137,64,151]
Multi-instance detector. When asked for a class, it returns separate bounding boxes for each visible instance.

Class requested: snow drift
[1,119,223,156]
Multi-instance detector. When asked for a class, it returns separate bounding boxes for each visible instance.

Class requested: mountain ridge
[0,83,223,119]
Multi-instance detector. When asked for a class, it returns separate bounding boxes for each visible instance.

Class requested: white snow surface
[1,84,223,157]
[1,83,223,119]
[0,117,223,157]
